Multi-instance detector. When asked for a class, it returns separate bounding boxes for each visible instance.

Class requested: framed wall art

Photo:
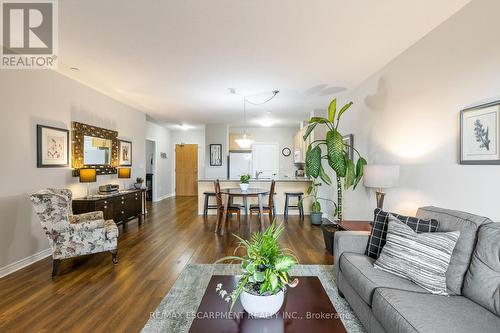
[343,134,354,161]
[460,101,500,164]
[37,125,69,168]
[119,140,133,166]
[209,144,222,166]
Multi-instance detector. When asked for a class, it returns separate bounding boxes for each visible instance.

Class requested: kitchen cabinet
[229,133,253,151]
[292,127,310,163]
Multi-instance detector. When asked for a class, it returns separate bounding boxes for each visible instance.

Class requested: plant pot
[240,289,285,318]
[239,183,249,191]
[321,221,340,255]
[134,183,142,189]
[310,212,323,225]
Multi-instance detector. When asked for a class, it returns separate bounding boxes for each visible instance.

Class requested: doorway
[175,144,198,196]
[146,139,156,201]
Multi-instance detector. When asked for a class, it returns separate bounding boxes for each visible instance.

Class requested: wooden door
[175,144,198,196]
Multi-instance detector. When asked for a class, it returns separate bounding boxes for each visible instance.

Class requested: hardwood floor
[0,197,332,332]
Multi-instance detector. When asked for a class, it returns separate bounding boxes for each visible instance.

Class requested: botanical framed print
[118,140,133,166]
[460,101,500,164]
[209,144,222,166]
[37,125,69,168]
[343,134,354,160]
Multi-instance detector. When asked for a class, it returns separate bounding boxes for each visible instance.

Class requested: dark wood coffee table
[189,275,347,333]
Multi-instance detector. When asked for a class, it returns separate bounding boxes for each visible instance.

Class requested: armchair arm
[69,219,105,231]
[333,231,370,282]
[69,211,104,224]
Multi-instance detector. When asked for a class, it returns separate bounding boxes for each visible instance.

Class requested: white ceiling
[57,0,470,128]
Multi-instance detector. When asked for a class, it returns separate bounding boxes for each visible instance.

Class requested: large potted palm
[303,98,367,221]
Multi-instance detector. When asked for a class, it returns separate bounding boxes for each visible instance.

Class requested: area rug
[141,264,365,333]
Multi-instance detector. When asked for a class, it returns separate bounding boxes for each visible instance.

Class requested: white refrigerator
[229,152,252,180]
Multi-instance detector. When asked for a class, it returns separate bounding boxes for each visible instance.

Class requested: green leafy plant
[300,180,337,214]
[303,98,367,220]
[240,174,251,184]
[215,222,298,310]
[136,177,144,184]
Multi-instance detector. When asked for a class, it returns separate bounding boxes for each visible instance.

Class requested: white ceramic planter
[240,289,285,318]
[239,183,249,191]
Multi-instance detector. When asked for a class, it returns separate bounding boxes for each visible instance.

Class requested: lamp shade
[79,168,96,183]
[363,165,399,189]
[118,167,131,179]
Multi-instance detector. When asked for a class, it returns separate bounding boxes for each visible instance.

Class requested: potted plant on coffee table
[239,174,251,191]
[215,222,299,318]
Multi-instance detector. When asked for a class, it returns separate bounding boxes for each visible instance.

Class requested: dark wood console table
[72,189,146,226]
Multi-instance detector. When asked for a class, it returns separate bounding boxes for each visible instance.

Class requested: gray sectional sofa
[334,206,500,333]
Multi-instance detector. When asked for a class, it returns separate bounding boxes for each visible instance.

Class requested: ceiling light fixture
[235,90,279,148]
[258,111,275,127]
[234,90,279,148]
[178,123,189,130]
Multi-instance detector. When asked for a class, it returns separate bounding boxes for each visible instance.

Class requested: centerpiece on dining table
[215,222,299,318]
[239,174,251,192]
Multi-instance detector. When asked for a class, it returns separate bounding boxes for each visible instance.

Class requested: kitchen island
[197,178,313,215]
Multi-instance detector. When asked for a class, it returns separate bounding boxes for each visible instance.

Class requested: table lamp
[363,165,400,209]
[79,168,97,198]
[118,167,131,189]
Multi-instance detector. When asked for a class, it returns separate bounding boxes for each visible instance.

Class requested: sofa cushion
[463,223,500,316]
[374,216,459,295]
[365,208,439,259]
[416,206,492,295]
[339,252,426,305]
[372,288,500,333]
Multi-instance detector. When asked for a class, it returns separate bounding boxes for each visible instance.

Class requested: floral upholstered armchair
[30,188,119,277]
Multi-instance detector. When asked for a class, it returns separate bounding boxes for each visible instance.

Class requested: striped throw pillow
[374,215,460,295]
[365,208,439,259]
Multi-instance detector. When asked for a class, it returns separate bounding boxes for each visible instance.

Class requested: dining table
[217,187,269,235]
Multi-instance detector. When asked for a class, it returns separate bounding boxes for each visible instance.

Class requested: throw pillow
[374,215,460,295]
[365,208,439,259]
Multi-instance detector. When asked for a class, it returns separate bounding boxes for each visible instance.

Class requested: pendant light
[235,90,279,148]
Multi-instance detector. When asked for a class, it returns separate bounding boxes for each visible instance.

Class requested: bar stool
[284,192,304,220]
[203,191,218,217]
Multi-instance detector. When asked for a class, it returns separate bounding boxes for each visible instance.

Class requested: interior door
[252,143,279,179]
[175,144,198,196]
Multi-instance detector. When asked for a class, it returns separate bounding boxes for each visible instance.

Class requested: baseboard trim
[0,248,52,279]
[154,193,174,202]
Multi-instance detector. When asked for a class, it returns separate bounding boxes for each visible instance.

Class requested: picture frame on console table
[37,125,69,168]
[460,100,500,164]
[119,140,133,166]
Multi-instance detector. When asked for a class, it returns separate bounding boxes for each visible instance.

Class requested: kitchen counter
[198,178,311,183]
[197,178,312,216]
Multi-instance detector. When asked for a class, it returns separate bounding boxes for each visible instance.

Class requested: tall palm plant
[303,98,367,220]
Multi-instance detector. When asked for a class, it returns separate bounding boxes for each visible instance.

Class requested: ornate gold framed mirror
[72,121,119,176]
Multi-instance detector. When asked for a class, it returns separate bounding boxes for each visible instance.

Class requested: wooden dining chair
[214,180,241,233]
[249,180,276,223]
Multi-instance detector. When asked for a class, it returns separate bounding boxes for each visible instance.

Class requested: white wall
[205,124,229,179]
[230,127,298,178]
[145,122,173,200]
[0,69,146,273]
[319,0,500,221]
[171,129,205,192]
